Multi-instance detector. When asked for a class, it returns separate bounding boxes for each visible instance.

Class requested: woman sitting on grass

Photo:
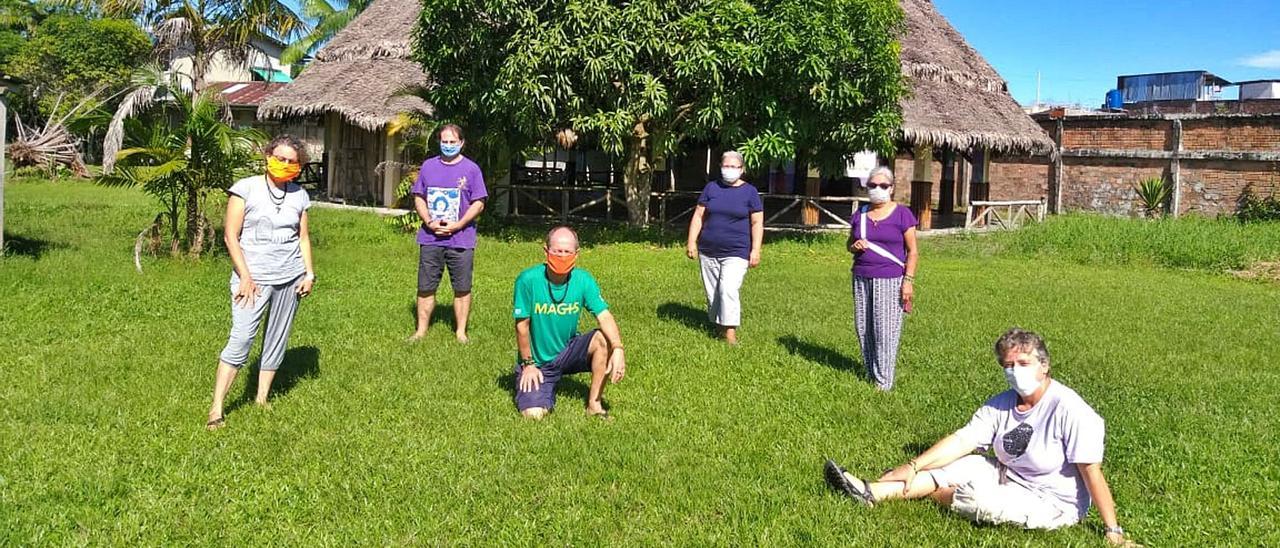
[206,135,316,430]
[824,328,1137,546]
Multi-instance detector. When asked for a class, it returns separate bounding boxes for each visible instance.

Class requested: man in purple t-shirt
[409,124,488,343]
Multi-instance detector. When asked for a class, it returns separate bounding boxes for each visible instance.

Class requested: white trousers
[699,255,749,327]
[929,455,1080,530]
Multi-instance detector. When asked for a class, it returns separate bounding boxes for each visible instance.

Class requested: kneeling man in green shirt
[512,225,627,419]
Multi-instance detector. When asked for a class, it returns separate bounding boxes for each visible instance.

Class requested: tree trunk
[184,183,200,250]
[622,120,652,227]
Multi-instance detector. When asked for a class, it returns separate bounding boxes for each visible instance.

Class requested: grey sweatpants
[700,254,750,327]
[219,273,302,371]
[853,275,905,390]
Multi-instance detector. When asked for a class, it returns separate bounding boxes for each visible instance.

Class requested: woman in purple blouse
[847,166,918,390]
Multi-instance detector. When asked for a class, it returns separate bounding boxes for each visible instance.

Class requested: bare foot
[407,331,426,343]
[724,327,739,346]
[255,400,273,411]
[206,412,226,430]
[586,403,610,420]
[455,332,469,343]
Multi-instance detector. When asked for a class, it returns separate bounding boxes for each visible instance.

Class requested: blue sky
[934,0,1280,107]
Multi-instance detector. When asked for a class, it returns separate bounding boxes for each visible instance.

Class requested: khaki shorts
[927,455,1079,530]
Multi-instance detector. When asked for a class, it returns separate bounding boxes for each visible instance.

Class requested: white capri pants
[928,454,1080,530]
[699,254,749,327]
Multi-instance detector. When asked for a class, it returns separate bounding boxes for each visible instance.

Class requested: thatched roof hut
[898,0,1053,155]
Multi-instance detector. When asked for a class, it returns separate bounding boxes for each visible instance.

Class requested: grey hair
[545,225,580,249]
[866,166,894,185]
[994,328,1050,368]
[721,150,744,167]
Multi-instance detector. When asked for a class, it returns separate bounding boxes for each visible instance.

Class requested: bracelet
[1105,526,1124,535]
[903,275,915,282]
[519,357,537,368]
[304,271,316,282]
[908,460,919,471]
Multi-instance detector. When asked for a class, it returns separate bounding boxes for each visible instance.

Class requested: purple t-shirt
[696,180,763,260]
[412,156,488,248]
[849,204,917,278]
[955,380,1106,519]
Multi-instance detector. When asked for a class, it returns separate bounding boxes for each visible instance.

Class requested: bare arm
[515,317,543,393]
[748,210,763,267]
[878,433,978,494]
[223,195,259,307]
[686,204,706,259]
[413,194,432,227]
[515,318,533,362]
[296,211,315,296]
[454,199,486,228]
[901,226,919,305]
[1079,463,1130,544]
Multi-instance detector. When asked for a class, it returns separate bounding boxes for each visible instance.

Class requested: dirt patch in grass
[1230,260,1280,282]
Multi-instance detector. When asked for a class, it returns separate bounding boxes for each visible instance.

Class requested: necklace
[546,269,571,304]
[266,179,287,213]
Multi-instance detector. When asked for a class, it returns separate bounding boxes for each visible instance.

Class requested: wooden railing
[492,183,869,229]
[965,199,1046,230]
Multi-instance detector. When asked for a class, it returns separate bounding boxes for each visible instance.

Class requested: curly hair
[993,327,1050,367]
[265,134,307,164]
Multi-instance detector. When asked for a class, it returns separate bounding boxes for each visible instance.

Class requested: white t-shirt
[228,175,311,285]
[955,380,1106,518]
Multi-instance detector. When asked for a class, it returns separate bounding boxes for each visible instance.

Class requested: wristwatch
[519,357,537,368]
[304,271,317,282]
[1105,526,1124,535]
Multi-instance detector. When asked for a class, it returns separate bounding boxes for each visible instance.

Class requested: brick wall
[1181,160,1280,216]
[990,155,1050,200]
[1056,119,1171,150]
[1181,118,1280,151]
[1060,157,1167,216]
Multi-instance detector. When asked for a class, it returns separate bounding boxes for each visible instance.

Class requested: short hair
[720,150,744,167]
[265,134,307,164]
[866,166,894,186]
[994,328,1050,367]
[545,225,579,249]
[438,123,464,141]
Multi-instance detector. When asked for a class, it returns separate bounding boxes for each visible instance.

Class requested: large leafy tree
[413,0,905,226]
[6,14,151,118]
[279,0,370,65]
[98,66,264,263]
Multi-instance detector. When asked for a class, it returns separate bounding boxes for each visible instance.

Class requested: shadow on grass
[227,346,321,413]
[494,370,598,414]
[778,335,862,374]
[405,302,457,333]
[2,233,66,259]
[656,302,715,338]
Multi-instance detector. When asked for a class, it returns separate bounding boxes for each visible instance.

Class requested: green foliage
[1131,176,1170,218]
[412,0,905,225]
[6,14,150,118]
[384,170,420,232]
[930,213,1280,272]
[1236,186,1280,223]
[3,179,1280,545]
[0,28,22,66]
[97,72,264,255]
[279,0,371,65]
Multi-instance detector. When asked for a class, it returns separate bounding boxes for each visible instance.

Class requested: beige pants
[928,455,1080,530]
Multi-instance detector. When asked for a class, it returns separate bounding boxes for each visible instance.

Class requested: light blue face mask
[440,142,462,157]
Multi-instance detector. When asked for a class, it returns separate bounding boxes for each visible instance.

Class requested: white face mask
[721,167,742,183]
[868,186,892,204]
[1004,366,1043,397]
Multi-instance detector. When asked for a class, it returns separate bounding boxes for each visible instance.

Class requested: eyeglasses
[270,155,300,165]
[866,183,892,190]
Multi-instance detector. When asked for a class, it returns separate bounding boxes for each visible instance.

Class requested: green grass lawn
[2,178,1278,545]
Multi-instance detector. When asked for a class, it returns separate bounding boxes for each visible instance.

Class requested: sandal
[824,458,875,507]
[205,416,226,430]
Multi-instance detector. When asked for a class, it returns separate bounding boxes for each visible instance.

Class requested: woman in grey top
[207,135,316,429]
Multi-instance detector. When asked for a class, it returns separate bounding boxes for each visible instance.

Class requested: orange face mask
[546,252,577,275]
[267,156,301,182]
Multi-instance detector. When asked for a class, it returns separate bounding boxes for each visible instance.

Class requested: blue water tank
[1105,89,1124,110]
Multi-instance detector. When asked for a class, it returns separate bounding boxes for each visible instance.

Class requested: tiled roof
[208,82,287,107]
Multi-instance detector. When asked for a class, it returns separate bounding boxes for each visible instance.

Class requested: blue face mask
[440,143,462,157]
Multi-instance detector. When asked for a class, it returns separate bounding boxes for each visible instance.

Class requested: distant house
[262,0,1053,228]
[167,36,295,86]
[207,82,324,162]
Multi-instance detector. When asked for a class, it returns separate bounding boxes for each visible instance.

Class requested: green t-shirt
[512,264,609,366]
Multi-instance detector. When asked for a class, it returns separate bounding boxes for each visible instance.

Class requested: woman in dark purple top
[847,166,918,390]
[686,151,764,345]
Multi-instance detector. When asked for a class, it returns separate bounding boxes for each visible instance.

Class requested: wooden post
[970,147,991,202]
[1050,118,1064,214]
[381,130,399,207]
[909,144,933,230]
[1170,119,1182,217]
[324,113,339,197]
[939,149,956,218]
[0,97,6,253]
[802,164,820,226]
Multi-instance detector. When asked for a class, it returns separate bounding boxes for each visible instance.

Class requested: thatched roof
[258,0,428,130]
[898,0,1053,155]
[263,0,1051,154]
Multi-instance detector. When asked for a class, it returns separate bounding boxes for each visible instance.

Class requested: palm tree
[279,0,370,65]
[66,0,307,91]
[99,65,265,263]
